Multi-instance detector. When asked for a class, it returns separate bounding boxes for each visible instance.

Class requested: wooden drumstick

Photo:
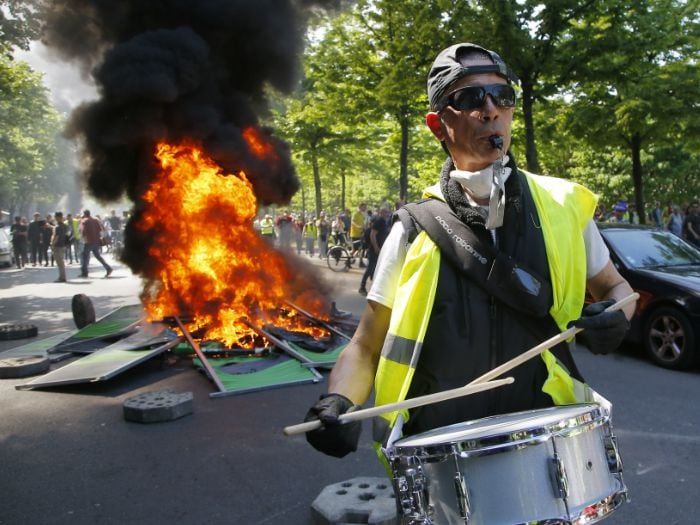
[283,292,638,437]
[467,293,638,387]
[283,377,514,436]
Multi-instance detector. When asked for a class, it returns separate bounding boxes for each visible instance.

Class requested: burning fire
[138,133,327,347]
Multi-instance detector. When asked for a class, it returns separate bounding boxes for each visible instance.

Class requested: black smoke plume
[41,0,335,277]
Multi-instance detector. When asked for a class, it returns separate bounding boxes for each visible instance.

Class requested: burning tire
[72,294,96,329]
[0,324,38,341]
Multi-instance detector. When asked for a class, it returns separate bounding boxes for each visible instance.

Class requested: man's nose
[477,95,499,121]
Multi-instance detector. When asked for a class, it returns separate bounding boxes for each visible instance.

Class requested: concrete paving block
[123,390,193,423]
[0,355,50,378]
[311,476,397,525]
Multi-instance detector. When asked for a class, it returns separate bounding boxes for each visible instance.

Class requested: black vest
[404,171,584,436]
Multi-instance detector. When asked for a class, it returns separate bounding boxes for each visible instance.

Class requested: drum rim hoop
[391,404,609,457]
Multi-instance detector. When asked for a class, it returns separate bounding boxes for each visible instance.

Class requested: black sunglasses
[439,84,516,111]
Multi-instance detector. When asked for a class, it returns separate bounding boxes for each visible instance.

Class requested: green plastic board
[16,323,177,390]
[193,353,322,397]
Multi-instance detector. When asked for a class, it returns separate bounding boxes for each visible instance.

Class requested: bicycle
[326,242,355,272]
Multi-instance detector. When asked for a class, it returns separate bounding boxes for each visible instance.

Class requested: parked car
[0,228,13,267]
[596,223,700,369]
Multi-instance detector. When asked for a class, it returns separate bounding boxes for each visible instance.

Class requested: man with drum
[303,42,635,470]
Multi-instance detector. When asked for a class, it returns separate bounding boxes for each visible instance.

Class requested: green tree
[561,0,700,222]
[0,56,63,216]
[0,0,43,56]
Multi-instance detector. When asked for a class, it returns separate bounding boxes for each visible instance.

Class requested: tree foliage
[0,0,43,56]
[271,0,699,221]
[0,56,65,217]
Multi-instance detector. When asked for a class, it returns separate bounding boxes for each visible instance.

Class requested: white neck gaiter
[450,155,512,230]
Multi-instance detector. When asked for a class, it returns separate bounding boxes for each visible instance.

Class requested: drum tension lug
[605,434,624,474]
[550,452,570,501]
[453,471,471,523]
[392,458,434,523]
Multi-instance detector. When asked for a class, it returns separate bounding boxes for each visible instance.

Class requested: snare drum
[387,404,627,524]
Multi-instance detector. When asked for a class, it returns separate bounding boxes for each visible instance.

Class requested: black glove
[568,300,630,355]
[304,393,362,458]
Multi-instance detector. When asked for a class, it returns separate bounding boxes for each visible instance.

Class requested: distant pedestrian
[649,201,662,227]
[609,203,628,223]
[259,214,275,243]
[317,213,330,258]
[10,216,28,268]
[667,205,684,237]
[70,213,83,264]
[27,212,43,266]
[50,212,72,282]
[302,215,317,256]
[293,214,305,255]
[684,201,700,248]
[80,209,112,278]
[350,203,367,267]
[276,210,294,250]
[41,215,55,266]
[358,203,392,296]
[331,213,347,246]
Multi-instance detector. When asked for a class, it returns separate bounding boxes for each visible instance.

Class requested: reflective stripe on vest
[260,219,274,235]
[373,172,597,459]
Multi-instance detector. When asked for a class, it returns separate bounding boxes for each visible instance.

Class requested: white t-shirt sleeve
[584,219,609,278]
[365,218,610,307]
[366,222,408,308]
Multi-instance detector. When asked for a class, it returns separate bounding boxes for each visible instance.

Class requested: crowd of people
[7,209,129,282]
[594,199,700,247]
[254,201,405,295]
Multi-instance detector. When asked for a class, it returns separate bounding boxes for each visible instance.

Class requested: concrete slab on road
[0,252,385,525]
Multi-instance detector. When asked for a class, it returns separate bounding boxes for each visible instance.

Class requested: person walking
[358,203,391,296]
[303,42,635,464]
[80,209,112,278]
[50,212,72,282]
[70,212,83,264]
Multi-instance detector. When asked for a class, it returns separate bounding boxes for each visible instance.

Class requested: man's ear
[425,112,444,140]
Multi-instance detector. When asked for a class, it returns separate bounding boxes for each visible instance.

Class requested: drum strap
[396,199,552,318]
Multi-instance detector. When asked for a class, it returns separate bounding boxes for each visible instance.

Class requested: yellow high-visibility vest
[372,172,598,463]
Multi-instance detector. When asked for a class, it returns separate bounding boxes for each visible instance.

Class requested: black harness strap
[397,199,552,318]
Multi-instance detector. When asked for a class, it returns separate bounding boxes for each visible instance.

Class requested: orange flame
[138,138,326,347]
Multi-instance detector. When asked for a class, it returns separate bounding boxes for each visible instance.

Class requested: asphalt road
[1,253,698,524]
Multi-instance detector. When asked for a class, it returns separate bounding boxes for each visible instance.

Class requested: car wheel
[643,306,697,370]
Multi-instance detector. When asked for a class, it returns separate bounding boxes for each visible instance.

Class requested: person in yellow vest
[303,43,636,460]
[302,215,318,256]
[350,203,368,267]
[259,213,275,243]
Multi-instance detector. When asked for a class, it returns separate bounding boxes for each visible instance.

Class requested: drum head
[394,404,604,450]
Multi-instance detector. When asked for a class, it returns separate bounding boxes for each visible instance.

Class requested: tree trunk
[312,150,322,217]
[341,167,346,211]
[521,81,540,173]
[399,113,409,202]
[631,133,645,225]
